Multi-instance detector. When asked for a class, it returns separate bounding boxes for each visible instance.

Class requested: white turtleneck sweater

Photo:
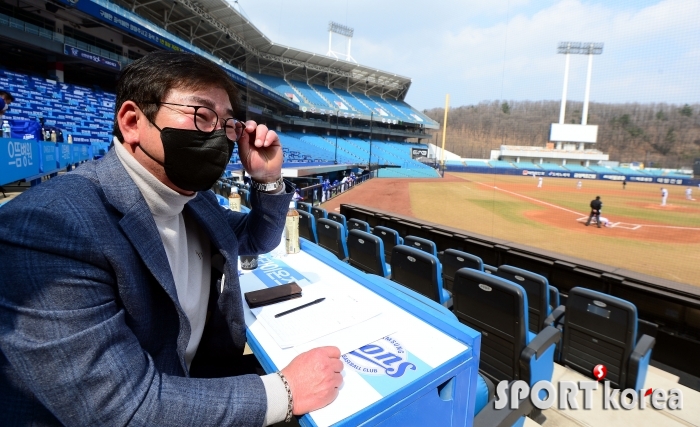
[114,139,287,426]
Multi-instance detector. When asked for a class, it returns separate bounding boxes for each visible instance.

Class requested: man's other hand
[237,120,283,183]
[281,346,343,415]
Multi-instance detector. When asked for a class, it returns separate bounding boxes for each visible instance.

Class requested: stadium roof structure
[112,0,413,99]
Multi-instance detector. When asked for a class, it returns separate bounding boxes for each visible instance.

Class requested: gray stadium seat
[327,212,348,236]
[296,201,312,213]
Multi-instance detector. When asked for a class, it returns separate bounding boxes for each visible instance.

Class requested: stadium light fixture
[327,21,357,63]
[556,41,604,145]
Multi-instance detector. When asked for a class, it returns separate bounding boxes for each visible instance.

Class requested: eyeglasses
[153,102,244,141]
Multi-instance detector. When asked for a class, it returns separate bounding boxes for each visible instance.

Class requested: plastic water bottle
[228,186,241,212]
[285,200,300,254]
[2,121,10,138]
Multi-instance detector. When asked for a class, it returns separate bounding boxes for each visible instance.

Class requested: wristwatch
[250,176,284,192]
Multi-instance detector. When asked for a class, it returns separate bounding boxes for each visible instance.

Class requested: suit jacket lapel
[94,150,183,317]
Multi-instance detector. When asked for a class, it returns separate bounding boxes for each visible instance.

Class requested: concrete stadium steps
[540,363,700,426]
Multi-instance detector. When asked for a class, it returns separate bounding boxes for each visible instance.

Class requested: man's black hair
[596,196,600,199]
[113,51,240,142]
[0,90,14,102]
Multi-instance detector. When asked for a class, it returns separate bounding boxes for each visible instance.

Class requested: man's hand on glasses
[237,121,283,184]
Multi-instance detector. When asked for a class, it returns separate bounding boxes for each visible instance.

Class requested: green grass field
[407,173,700,287]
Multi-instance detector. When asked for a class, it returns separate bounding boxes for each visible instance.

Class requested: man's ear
[117,100,142,146]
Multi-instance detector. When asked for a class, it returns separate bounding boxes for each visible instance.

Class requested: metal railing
[298,173,372,206]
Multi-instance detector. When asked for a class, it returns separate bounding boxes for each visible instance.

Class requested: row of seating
[296,205,656,423]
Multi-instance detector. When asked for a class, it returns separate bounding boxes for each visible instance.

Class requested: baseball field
[322,172,700,287]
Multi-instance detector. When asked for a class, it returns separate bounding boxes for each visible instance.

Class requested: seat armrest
[474,381,534,427]
[544,306,566,328]
[627,334,655,390]
[519,326,561,383]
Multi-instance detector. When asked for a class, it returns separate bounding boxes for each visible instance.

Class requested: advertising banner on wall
[63,45,121,71]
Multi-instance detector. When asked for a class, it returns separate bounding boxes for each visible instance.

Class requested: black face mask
[141,127,234,192]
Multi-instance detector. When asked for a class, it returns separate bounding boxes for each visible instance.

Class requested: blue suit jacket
[0,149,293,426]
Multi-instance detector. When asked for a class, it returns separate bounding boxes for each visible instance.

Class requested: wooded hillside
[423,100,700,168]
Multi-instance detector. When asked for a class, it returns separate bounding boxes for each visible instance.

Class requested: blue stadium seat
[390,245,452,308]
[551,287,655,390]
[316,218,348,261]
[495,265,552,333]
[311,206,328,221]
[403,235,438,257]
[441,249,484,293]
[347,230,389,278]
[372,225,403,266]
[295,201,312,213]
[452,269,560,424]
[298,210,318,244]
[327,212,348,236]
[348,218,371,233]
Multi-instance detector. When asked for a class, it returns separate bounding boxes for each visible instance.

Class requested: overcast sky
[234,0,700,111]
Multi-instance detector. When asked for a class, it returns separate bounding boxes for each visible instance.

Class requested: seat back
[441,249,484,292]
[311,206,327,221]
[297,210,317,244]
[495,265,550,333]
[296,201,312,213]
[348,218,370,233]
[403,235,438,257]
[561,287,638,389]
[390,245,444,305]
[327,212,347,232]
[452,269,529,386]
[347,230,387,277]
[316,218,348,260]
[549,286,560,310]
[372,226,402,264]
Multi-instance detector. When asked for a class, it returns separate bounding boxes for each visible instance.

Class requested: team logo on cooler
[342,337,417,378]
[495,363,683,411]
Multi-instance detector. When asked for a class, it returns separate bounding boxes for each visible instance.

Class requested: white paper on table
[294,312,397,355]
[251,283,382,349]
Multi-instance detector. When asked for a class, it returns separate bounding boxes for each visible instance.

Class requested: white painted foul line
[474,180,700,232]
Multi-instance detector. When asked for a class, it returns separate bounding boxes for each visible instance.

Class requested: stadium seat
[452,269,560,424]
[311,206,328,221]
[495,265,552,333]
[483,264,498,275]
[316,218,348,261]
[441,249,484,293]
[296,201,312,213]
[297,210,318,244]
[327,212,348,235]
[372,226,403,265]
[347,230,389,278]
[215,194,229,209]
[348,218,371,233]
[403,235,438,257]
[551,287,655,390]
[390,245,452,308]
[549,286,560,311]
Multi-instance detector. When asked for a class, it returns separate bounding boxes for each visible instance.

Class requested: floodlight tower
[555,42,603,149]
[327,21,357,63]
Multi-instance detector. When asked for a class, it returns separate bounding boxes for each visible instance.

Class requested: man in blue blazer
[0,52,342,426]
